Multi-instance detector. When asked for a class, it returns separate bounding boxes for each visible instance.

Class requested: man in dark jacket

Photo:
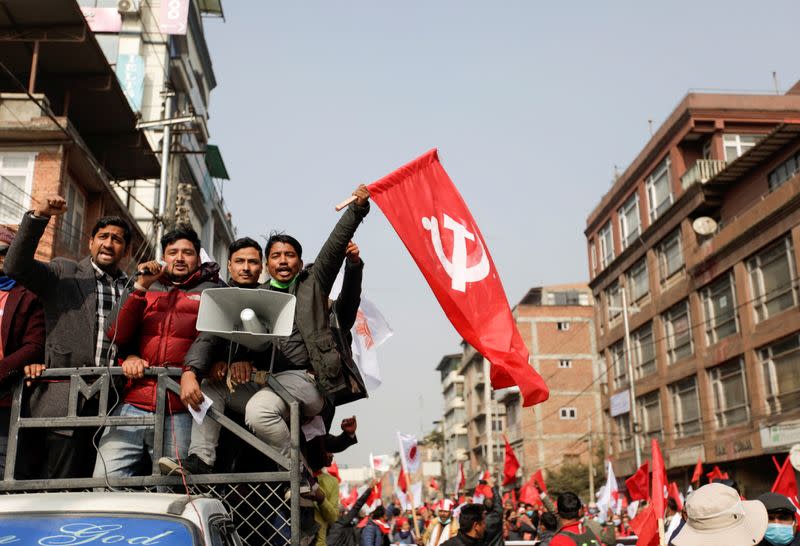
[328,482,377,546]
[440,504,486,546]
[757,492,800,546]
[92,226,224,478]
[0,227,45,476]
[177,185,370,460]
[361,506,390,546]
[5,194,132,478]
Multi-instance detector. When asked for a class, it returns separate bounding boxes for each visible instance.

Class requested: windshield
[0,513,200,545]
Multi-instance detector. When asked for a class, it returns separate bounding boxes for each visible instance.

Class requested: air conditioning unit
[117,0,139,15]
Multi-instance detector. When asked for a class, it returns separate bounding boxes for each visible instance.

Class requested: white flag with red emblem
[397,432,421,474]
[351,297,393,391]
[370,452,391,473]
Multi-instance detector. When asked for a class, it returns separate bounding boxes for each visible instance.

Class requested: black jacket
[327,487,373,546]
[441,532,483,546]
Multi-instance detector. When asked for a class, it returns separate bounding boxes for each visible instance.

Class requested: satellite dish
[692,217,718,236]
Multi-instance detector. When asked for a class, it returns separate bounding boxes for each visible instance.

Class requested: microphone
[134,259,166,277]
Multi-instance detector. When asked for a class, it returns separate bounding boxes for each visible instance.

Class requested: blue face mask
[526,511,534,518]
[764,523,795,546]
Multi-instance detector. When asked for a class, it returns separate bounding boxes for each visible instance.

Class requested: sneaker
[158,454,213,476]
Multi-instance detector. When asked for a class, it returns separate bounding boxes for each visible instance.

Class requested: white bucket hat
[673,483,767,546]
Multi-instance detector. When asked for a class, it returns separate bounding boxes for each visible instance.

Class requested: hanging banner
[159,0,190,35]
[81,7,122,32]
[115,54,146,112]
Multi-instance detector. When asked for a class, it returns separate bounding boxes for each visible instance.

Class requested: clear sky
[203,1,800,468]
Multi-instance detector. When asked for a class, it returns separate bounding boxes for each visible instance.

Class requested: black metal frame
[0,367,301,546]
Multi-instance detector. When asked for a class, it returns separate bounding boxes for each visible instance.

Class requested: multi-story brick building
[437,353,468,493]
[584,81,800,494]
[499,284,602,481]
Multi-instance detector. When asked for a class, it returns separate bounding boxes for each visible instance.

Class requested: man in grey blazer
[5,194,133,478]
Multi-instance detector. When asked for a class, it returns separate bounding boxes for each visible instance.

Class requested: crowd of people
[322,477,800,546]
[0,184,371,486]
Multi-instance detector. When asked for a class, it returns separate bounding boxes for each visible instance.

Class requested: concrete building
[499,284,602,482]
[584,81,800,495]
[0,2,159,265]
[79,0,235,264]
[437,353,468,493]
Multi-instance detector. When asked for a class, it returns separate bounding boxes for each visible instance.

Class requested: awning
[198,0,225,19]
[0,0,160,180]
[205,144,229,180]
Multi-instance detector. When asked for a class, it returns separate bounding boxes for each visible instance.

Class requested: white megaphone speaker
[195,288,296,350]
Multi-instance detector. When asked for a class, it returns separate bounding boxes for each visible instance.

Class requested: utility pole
[621,288,643,468]
[156,90,174,260]
[588,416,595,499]
[483,358,494,478]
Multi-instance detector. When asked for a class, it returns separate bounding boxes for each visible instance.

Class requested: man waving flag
[367,149,549,406]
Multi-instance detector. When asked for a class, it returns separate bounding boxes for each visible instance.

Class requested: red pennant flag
[772,456,799,502]
[691,457,703,485]
[342,487,359,509]
[457,462,466,491]
[706,465,729,482]
[429,477,440,491]
[668,482,684,511]
[366,481,382,508]
[502,436,520,486]
[397,468,408,493]
[651,438,667,518]
[519,475,542,506]
[327,461,341,482]
[630,504,659,546]
[625,460,650,502]
[368,150,549,406]
[532,469,547,493]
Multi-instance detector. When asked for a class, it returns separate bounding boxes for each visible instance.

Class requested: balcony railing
[681,159,727,190]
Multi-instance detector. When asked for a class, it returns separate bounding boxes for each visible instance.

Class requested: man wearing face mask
[757,493,800,546]
[421,500,459,546]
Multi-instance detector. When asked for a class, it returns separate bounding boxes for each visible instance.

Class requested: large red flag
[519,475,543,506]
[368,150,549,406]
[532,469,547,493]
[772,456,799,502]
[651,438,667,518]
[630,504,659,546]
[502,436,520,486]
[625,460,649,501]
[691,457,703,484]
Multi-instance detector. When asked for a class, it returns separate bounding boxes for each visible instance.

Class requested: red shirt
[550,521,585,546]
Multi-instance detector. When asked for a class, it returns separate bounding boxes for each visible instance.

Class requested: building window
[559,360,572,369]
[657,229,684,281]
[637,390,662,442]
[759,334,800,415]
[627,257,649,302]
[663,300,693,364]
[614,413,632,452]
[547,290,583,306]
[632,322,656,378]
[606,281,621,322]
[619,193,641,250]
[599,221,614,269]
[0,152,36,224]
[611,340,627,389]
[59,176,86,255]
[768,152,800,191]
[590,240,598,274]
[723,134,760,163]
[748,237,798,323]
[669,376,701,438]
[708,358,750,428]
[702,272,739,344]
[559,407,577,420]
[646,157,673,222]
[557,321,571,331]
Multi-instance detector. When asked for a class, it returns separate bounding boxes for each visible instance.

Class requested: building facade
[499,284,602,482]
[437,353,468,495]
[584,82,800,495]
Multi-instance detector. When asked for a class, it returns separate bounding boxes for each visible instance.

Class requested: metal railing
[0,367,301,546]
[681,159,727,190]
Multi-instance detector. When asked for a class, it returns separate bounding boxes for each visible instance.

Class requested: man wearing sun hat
[422,499,459,546]
[672,482,768,546]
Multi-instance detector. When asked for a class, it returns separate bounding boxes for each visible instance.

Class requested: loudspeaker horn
[195,288,296,350]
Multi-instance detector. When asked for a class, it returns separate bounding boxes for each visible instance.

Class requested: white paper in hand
[188,397,213,425]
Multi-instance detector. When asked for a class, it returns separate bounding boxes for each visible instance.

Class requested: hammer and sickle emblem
[422,213,490,292]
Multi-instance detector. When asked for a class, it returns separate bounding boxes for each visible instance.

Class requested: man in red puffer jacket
[93,225,224,478]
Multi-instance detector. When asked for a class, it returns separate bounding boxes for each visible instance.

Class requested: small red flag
[625,460,650,502]
[630,504,659,546]
[532,469,547,493]
[651,439,667,518]
[519,475,542,506]
[668,482,684,511]
[368,150,549,406]
[457,462,466,491]
[397,468,408,493]
[706,465,729,482]
[366,481,382,507]
[327,461,341,482]
[772,456,799,501]
[502,436,520,486]
[691,457,703,484]
[429,477,440,491]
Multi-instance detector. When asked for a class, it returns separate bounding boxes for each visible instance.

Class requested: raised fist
[34,195,67,218]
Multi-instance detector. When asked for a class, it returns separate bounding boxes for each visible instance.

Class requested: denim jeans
[93,403,192,478]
